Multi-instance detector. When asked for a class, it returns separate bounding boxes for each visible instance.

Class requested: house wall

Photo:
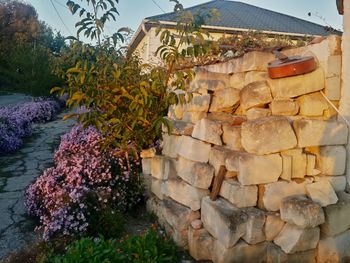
[141,35,350,263]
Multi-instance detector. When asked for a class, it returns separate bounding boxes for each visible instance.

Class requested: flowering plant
[0,100,60,153]
[26,125,143,240]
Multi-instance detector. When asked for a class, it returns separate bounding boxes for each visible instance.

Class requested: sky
[27,0,343,39]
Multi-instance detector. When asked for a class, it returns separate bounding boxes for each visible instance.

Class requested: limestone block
[190,70,230,92]
[242,207,266,244]
[192,118,223,145]
[207,112,246,125]
[226,152,282,185]
[281,155,292,181]
[186,94,211,112]
[168,103,184,120]
[242,51,274,72]
[268,67,325,99]
[182,111,207,123]
[162,134,181,158]
[229,72,245,90]
[219,178,258,208]
[265,212,285,241]
[274,224,320,254]
[281,149,307,179]
[191,219,203,229]
[244,71,268,86]
[267,243,316,263]
[166,179,209,211]
[151,178,166,200]
[140,148,156,158]
[162,198,200,231]
[241,116,297,155]
[314,176,346,192]
[141,158,152,175]
[246,108,271,120]
[141,173,152,197]
[314,146,346,176]
[306,181,338,207]
[177,136,211,163]
[321,192,350,236]
[240,81,273,111]
[201,196,248,248]
[297,92,329,116]
[222,124,243,151]
[259,180,308,211]
[209,146,235,175]
[188,227,214,261]
[171,228,189,248]
[176,156,214,189]
[306,153,320,176]
[162,119,194,136]
[327,55,341,78]
[270,99,299,116]
[280,196,325,228]
[325,76,341,100]
[293,119,348,147]
[209,88,240,112]
[151,156,177,180]
[213,240,267,263]
[317,230,350,263]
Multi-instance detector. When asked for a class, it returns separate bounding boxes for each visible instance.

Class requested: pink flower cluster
[25,125,142,240]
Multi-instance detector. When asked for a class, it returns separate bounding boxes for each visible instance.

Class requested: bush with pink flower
[25,125,143,240]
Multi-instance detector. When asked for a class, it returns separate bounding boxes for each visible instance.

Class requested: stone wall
[141,35,350,263]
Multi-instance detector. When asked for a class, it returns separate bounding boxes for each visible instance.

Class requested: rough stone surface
[240,81,273,111]
[141,158,152,175]
[166,179,209,211]
[312,146,347,176]
[191,219,203,230]
[242,207,266,244]
[192,118,223,145]
[313,176,346,192]
[280,196,325,228]
[280,155,292,181]
[176,156,214,189]
[190,70,230,92]
[213,240,267,263]
[209,88,240,112]
[274,224,320,254]
[268,67,325,98]
[259,180,308,211]
[306,153,320,176]
[293,119,348,147]
[186,94,211,112]
[281,149,307,179]
[207,113,246,125]
[177,136,211,163]
[209,146,234,175]
[201,196,248,248]
[151,178,166,200]
[317,229,350,263]
[267,243,316,263]
[321,192,350,236]
[244,71,268,86]
[297,92,329,116]
[270,99,299,116]
[241,116,297,155]
[188,227,214,261]
[242,51,274,71]
[168,103,184,120]
[306,181,338,207]
[246,108,271,120]
[151,156,177,180]
[162,119,194,136]
[265,212,285,241]
[162,134,181,158]
[229,72,245,90]
[140,148,156,158]
[219,178,257,208]
[226,152,282,185]
[182,111,207,123]
[222,124,243,151]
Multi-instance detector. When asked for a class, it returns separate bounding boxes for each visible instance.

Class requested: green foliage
[47,229,180,263]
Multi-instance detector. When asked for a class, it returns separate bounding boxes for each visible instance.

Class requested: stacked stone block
[142,36,350,263]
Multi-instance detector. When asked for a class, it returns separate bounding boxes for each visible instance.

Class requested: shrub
[47,228,180,263]
[25,125,143,240]
[0,100,60,153]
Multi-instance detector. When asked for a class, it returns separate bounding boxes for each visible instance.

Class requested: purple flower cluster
[25,125,142,240]
[0,100,60,153]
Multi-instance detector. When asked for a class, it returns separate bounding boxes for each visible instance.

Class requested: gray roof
[147,0,340,36]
